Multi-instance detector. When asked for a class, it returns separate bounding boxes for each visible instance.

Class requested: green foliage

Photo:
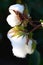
[27,0,43,18]
[28,32,33,39]
[28,50,40,65]
[32,40,36,50]
[33,28,43,45]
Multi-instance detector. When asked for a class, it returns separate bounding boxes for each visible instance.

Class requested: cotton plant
[6,4,37,58]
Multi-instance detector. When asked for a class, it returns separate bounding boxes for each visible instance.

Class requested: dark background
[0,0,43,65]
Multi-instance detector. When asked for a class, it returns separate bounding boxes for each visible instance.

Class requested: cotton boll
[7,30,28,58]
[9,4,24,14]
[7,28,27,49]
[6,14,21,27]
[41,22,43,27]
[12,46,27,58]
[9,35,27,48]
[7,35,27,49]
[6,4,24,27]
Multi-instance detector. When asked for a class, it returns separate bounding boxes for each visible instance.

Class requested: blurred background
[0,0,43,65]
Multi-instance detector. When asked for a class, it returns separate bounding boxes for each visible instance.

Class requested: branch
[30,24,41,32]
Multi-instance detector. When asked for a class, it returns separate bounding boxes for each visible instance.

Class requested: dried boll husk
[27,39,36,54]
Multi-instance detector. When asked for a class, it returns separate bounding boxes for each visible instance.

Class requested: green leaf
[28,50,40,65]
[32,40,37,50]
[28,32,33,39]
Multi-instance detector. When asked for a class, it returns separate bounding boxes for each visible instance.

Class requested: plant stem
[29,21,36,27]
[30,24,41,32]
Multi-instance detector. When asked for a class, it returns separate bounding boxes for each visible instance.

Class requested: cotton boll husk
[6,14,21,27]
[27,39,36,54]
[9,4,24,14]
